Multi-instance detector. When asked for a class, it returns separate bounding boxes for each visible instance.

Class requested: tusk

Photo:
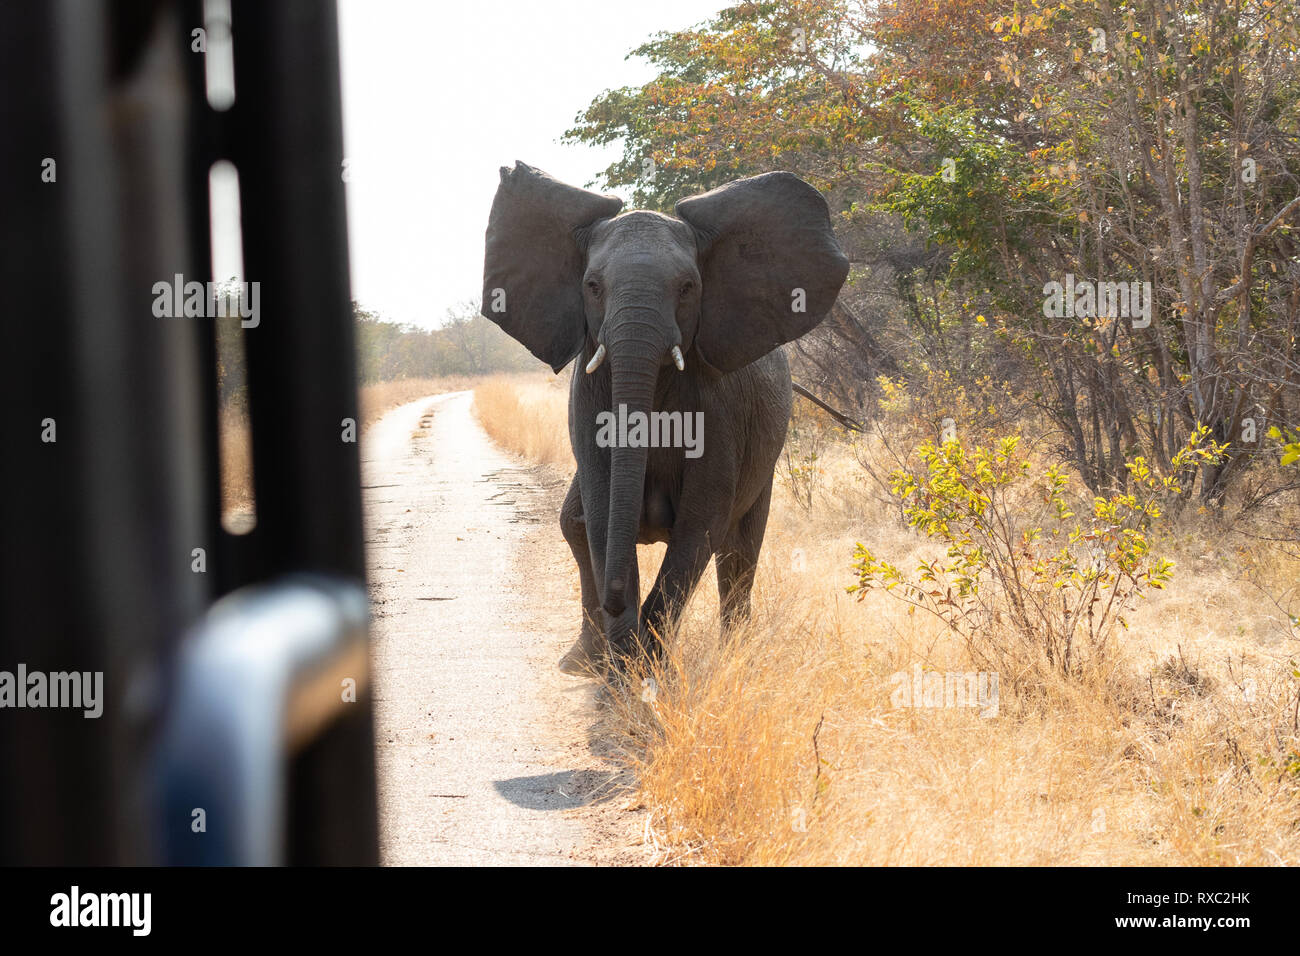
[584,343,606,374]
[670,345,685,371]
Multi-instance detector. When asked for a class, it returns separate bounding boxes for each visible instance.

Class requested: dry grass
[486,377,1300,866]
[472,373,575,471]
[217,405,254,517]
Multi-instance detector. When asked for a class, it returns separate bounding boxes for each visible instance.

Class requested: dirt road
[362,391,643,865]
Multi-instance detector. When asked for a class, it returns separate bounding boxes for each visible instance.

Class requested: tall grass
[472,374,575,471]
[481,376,1300,866]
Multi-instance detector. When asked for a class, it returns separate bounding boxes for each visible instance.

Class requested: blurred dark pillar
[0,0,377,865]
[0,0,206,865]
[225,0,376,865]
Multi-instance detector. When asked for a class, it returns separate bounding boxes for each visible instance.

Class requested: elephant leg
[635,521,720,663]
[558,477,606,676]
[717,482,772,631]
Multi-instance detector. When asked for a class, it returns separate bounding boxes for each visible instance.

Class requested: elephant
[480,162,849,675]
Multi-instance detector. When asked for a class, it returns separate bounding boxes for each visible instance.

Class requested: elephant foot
[605,633,663,677]
[557,622,606,677]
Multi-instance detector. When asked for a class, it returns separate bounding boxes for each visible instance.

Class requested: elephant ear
[482,162,624,372]
[675,172,849,373]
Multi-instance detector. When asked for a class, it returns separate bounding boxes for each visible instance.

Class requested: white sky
[336,0,728,330]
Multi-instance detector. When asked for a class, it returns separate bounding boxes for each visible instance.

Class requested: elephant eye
[586,280,602,297]
[679,280,694,299]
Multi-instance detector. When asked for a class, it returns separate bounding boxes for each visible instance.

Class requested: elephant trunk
[601,315,671,617]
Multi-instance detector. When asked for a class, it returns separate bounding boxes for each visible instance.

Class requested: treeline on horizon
[216,302,534,408]
[352,304,534,384]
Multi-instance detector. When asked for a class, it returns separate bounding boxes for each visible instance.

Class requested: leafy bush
[1269,426,1300,468]
[849,428,1226,679]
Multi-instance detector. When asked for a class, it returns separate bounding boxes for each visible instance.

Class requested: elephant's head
[481,162,849,615]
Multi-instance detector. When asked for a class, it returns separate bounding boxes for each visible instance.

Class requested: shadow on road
[493,769,623,811]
